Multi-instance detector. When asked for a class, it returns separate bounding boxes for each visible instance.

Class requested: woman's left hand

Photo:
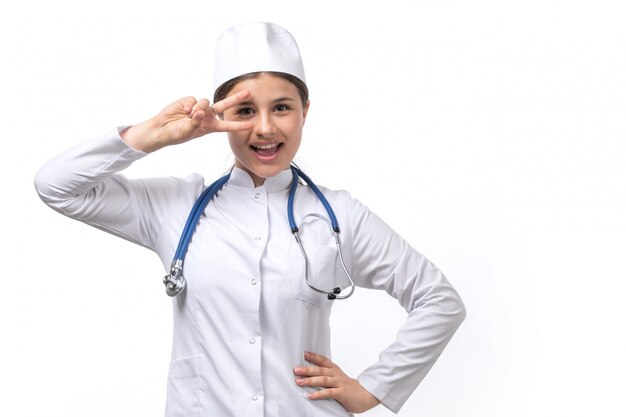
[294,351,381,414]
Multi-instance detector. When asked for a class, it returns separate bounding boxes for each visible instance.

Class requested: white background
[1,1,625,416]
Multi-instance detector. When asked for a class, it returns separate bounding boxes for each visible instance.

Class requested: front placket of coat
[226,185,269,416]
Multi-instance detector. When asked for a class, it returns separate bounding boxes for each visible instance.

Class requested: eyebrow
[272,97,295,103]
[235,97,296,106]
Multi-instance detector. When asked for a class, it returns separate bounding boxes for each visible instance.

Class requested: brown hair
[213,71,309,106]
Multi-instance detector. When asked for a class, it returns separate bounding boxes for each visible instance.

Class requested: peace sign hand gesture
[121,90,252,153]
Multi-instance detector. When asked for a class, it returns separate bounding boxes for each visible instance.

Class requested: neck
[252,176,265,187]
[234,162,265,187]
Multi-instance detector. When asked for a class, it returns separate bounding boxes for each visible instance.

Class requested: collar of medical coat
[213,22,306,94]
[227,166,293,192]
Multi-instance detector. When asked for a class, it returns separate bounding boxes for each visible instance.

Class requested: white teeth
[253,143,279,150]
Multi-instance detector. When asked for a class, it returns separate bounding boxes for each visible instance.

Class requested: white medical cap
[213,22,306,94]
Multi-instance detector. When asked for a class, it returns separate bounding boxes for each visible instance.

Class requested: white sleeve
[34,128,195,250]
[347,197,466,413]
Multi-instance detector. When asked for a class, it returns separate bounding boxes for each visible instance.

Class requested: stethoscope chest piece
[163,259,186,297]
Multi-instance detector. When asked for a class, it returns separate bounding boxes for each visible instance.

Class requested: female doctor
[35,22,465,417]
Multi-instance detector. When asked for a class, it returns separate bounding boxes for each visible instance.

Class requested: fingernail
[294,367,302,374]
[295,378,304,385]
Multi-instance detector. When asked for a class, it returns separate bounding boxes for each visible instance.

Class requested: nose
[255,112,276,137]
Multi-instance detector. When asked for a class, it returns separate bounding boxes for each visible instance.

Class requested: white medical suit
[34,128,466,417]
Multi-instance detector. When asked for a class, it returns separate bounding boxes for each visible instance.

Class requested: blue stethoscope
[163,165,356,300]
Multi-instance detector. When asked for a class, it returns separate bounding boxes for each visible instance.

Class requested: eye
[274,104,291,112]
[235,107,255,117]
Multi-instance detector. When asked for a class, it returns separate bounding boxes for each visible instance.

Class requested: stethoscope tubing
[289,166,340,232]
[164,164,355,300]
[174,173,231,261]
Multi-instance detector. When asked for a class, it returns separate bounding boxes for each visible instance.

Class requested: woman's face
[223,72,309,187]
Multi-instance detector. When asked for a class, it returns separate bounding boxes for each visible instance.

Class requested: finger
[189,99,210,121]
[293,365,331,377]
[307,387,340,401]
[295,376,338,388]
[213,120,253,132]
[192,98,211,113]
[304,351,335,368]
[212,89,251,114]
[179,110,206,136]
[179,96,198,115]
[191,110,206,122]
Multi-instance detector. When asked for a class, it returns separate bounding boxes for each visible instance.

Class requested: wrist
[119,118,164,153]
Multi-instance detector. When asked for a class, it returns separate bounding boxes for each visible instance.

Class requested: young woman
[35,22,465,416]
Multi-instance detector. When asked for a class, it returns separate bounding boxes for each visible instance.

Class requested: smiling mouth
[251,142,283,156]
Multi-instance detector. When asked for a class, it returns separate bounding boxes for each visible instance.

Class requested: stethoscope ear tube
[289,166,355,300]
[292,214,356,301]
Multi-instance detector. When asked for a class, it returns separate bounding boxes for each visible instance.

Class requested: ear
[302,100,310,125]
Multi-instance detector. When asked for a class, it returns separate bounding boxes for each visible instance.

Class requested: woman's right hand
[121,90,253,153]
